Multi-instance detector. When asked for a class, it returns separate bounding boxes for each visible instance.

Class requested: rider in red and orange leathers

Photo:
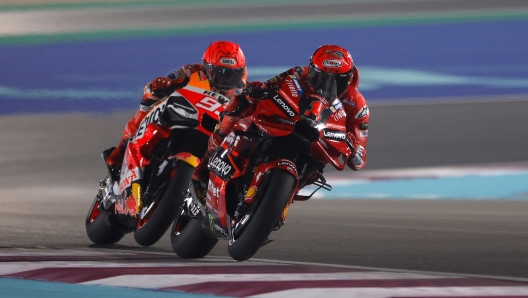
[105,41,247,181]
[193,44,369,188]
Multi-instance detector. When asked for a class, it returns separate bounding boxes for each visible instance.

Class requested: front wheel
[171,212,218,258]
[85,193,125,245]
[228,168,295,261]
[133,161,194,246]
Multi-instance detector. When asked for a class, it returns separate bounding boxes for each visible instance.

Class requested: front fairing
[309,100,351,170]
[118,73,228,195]
[310,136,351,170]
[250,77,351,170]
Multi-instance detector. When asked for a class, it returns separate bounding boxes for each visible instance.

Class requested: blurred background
[1,0,527,191]
[1,0,528,277]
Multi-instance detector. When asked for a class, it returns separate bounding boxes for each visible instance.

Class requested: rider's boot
[103,109,148,183]
[103,139,127,182]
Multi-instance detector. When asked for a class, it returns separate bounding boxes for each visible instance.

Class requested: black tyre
[134,161,194,247]
[228,169,295,261]
[171,214,218,258]
[85,195,125,244]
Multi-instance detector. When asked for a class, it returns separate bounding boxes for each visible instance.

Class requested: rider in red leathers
[105,40,247,181]
[192,44,369,189]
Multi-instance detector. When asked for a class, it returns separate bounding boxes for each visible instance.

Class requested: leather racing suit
[211,65,369,172]
[106,64,239,175]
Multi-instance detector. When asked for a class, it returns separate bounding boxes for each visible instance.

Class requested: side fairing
[310,99,352,170]
[253,76,303,137]
[119,74,228,194]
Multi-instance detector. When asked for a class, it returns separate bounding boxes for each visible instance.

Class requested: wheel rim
[136,200,160,229]
[88,201,101,223]
[233,172,272,239]
[173,209,191,236]
[136,164,179,230]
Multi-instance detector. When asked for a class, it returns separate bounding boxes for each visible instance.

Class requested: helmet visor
[307,64,338,103]
[335,70,353,96]
[203,63,245,90]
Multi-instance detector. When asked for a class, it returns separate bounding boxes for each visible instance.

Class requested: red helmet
[202,41,247,93]
[308,45,354,100]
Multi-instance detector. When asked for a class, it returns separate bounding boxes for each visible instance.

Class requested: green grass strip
[1,9,528,46]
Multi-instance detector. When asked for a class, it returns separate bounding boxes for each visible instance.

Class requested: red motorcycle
[170,75,353,261]
[85,73,229,247]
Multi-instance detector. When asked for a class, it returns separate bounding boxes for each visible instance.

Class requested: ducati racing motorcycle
[170,75,354,261]
[85,72,229,246]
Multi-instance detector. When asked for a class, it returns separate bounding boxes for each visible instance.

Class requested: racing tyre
[227,168,294,261]
[134,161,194,246]
[85,196,125,244]
[171,214,218,258]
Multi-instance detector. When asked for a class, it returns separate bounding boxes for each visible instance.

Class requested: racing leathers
[196,65,369,182]
[105,64,238,178]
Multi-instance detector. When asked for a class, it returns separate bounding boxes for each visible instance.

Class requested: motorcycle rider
[192,44,369,192]
[105,40,247,181]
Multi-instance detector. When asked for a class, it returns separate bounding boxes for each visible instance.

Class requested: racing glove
[148,77,174,98]
[245,81,268,100]
[346,132,365,171]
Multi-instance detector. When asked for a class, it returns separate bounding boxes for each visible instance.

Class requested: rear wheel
[85,194,125,244]
[134,161,194,246]
[171,210,218,258]
[227,168,295,261]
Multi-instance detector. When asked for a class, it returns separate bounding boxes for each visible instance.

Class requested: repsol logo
[203,90,229,104]
[272,95,296,117]
[209,156,233,178]
[322,59,343,68]
[323,129,346,140]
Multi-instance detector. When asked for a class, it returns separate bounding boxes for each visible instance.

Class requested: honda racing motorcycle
[170,75,354,261]
[85,72,229,246]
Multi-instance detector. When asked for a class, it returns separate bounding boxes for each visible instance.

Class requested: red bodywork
[115,75,228,217]
[204,75,352,230]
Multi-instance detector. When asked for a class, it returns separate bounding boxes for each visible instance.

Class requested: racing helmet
[202,41,247,94]
[307,45,354,101]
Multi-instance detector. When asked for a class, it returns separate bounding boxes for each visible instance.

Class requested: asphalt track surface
[1,99,528,279]
[1,0,528,283]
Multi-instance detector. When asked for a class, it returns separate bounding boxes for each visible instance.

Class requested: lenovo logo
[272,95,296,117]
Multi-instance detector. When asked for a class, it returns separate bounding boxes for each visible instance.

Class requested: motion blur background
[2,0,527,169]
[1,0,528,277]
